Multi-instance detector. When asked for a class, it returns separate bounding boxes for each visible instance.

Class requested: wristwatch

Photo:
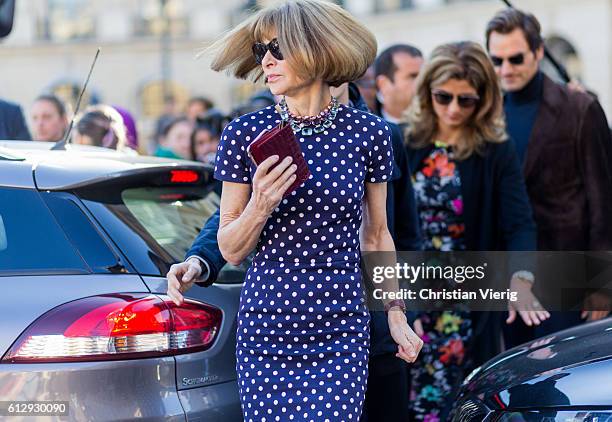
[384,299,406,313]
[513,270,535,284]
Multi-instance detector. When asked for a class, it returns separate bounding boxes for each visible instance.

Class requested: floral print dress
[409,142,473,421]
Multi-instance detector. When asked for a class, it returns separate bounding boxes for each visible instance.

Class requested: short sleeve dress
[214,104,393,422]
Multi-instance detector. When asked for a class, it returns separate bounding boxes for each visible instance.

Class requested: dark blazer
[351,82,422,357]
[406,138,537,365]
[343,83,422,252]
[0,99,31,140]
[387,122,422,251]
[522,74,612,251]
[186,205,225,287]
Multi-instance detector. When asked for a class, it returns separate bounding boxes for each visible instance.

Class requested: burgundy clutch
[247,122,310,198]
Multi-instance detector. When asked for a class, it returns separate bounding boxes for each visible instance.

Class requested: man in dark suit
[486,8,612,337]
[0,98,31,140]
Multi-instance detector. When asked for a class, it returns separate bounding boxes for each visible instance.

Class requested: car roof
[0,141,210,190]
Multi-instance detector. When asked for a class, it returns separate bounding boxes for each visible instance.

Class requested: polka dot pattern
[214,105,393,421]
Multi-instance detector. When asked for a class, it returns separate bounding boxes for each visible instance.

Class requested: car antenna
[51,48,101,151]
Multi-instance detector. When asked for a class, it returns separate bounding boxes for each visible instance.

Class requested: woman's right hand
[251,155,297,217]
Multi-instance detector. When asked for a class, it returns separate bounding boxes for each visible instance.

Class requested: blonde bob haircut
[206,0,377,87]
[406,41,507,160]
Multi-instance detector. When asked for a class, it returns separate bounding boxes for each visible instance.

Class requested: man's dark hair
[485,8,543,52]
[188,96,214,110]
[195,110,230,138]
[35,94,67,117]
[374,44,423,82]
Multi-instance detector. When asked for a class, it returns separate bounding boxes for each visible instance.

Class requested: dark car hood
[459,317,612,409]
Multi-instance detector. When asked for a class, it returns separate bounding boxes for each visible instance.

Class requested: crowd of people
[0,88,234,164]
[2,2,611,421]
[1,82,282,169]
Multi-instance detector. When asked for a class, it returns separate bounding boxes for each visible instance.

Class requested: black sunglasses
[431,90,480,108]
[490,52,526,67]
[252,38,284,64]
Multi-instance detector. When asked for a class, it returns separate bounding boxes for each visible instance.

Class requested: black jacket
[0,99,30,140]
[406,139,536,252]
[352,82,422,357]
[406,138,537,365]
[344,85,421,250]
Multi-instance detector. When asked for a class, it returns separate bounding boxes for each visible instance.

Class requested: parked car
[451,316,612,422]
[0,141,244,421]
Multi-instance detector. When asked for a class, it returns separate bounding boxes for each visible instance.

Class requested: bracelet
[384,299,406,313]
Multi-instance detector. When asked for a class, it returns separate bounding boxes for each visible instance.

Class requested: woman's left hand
[506,276,550,326]
[388,311,423,363]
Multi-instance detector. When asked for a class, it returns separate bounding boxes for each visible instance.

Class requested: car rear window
[79,174,248,283]
[0,187,88,275]
[121,186,220,260]
[41,192,127,274]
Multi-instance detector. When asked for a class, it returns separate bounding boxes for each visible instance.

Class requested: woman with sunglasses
[204,0,423,420]
[403,41,545,420]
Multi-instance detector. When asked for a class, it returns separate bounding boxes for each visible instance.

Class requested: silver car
[0,141,243,421]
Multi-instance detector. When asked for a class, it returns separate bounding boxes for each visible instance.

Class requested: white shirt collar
[381,108,400,124]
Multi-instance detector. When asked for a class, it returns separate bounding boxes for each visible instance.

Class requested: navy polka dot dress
[214,104,393,422]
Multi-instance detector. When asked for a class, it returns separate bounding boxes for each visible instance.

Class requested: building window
[37,0,96,41]
[133,0,188,38]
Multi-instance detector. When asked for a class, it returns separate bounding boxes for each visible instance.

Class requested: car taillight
[170,170,199,183]
[1,294,222,363]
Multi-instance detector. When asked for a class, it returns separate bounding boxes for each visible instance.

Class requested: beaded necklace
[278,96,339,136]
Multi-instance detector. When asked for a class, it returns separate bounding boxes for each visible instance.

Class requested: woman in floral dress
[404,41,546,420]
